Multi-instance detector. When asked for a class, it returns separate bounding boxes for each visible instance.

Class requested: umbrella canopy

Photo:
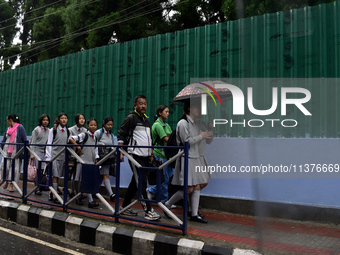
[171,80,232,105]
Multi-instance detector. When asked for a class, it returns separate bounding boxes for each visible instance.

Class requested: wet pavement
[0,218,117,255]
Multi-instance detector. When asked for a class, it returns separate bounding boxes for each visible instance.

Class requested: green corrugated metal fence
[0,1,340,137]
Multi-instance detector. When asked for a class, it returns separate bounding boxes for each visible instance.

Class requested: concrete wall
[201,138,340,208]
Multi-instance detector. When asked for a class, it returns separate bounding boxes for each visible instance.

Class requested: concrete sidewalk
[1,182,340,255]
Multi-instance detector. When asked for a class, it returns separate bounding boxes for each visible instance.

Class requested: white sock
[53,183,58,192]
[190,190,200,217]
[52,183,58,199]
[87,194,93,202]
[103,179,113,196]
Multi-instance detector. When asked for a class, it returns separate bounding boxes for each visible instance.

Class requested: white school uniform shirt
[45,125,71,161]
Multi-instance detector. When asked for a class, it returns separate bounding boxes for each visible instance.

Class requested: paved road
[0,219,117,255]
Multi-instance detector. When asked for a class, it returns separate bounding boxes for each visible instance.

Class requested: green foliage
[0,0,18,71]
[1,0,337,68]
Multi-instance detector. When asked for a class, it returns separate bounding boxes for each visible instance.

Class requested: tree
[169,0,225,30]
[221,0,336,21]
[0,0,19,71]
[10,0,337,67]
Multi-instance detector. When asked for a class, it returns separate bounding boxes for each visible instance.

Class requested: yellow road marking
[0,226,85,255]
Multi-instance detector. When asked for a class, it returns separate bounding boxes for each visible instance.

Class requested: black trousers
[122,154,151,212]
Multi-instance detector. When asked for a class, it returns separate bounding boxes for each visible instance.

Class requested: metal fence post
[63,145,69,212]
[22,140,29,204]
[115,146,121,223]
[183,141,189,236]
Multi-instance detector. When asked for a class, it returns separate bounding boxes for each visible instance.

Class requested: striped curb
[232,248,262,255]
[17,204,30,226]
[65,216,83,242]
[0,200,244,255]
[39,209,55,232]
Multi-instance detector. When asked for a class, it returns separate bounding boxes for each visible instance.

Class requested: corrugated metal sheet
[0,1,339,137]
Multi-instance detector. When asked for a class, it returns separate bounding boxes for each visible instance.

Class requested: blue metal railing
[0,141,189,235]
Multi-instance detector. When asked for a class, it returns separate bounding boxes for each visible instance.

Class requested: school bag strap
[98,128,114,143]
[79,133,97,149]
[123,113,138,146]
[52,127,70,144]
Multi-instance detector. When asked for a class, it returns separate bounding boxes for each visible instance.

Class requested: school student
[147,105,173,203]
[0,114,27,192]
[69,118,99,208]
[68,114,86,198]
[163,101,213,223]
[45,112,71,204]
[94,117,115,202]
[30,114,50,195]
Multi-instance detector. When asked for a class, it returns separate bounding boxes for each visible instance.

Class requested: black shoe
[53,198,61,204]
[49,193,53,201]
[188,211,204,219]
[110,194,116,202]
[35,190,42,196]
[69,192,75,199]
[92,193,98,199]
[190,215,208,223]
[76,198,83,205]
[80,194,87,200]
[57,188,62,195]
[88,201,99,208]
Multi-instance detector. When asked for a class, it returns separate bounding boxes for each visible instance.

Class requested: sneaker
[119,206,138,216]
[146,189,155,200]
[48,192,53,201]
[145,208,161,221]
[170,205,177,209]
[110,194,116,202]
[57,188,62,195]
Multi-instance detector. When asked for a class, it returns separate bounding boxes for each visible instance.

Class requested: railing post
[183,142,189,236]
[115,146,121,223]
[156,163,161,202]
[22,140,29,204]
[63,145,69,212]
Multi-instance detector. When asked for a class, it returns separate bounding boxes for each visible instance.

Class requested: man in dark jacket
[117,95,161,221]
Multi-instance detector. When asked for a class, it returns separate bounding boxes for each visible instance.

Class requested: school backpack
[164,129,183,168]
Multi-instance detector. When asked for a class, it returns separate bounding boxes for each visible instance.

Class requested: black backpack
[164,129,183,168]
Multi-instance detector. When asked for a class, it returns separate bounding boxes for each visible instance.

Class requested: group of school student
[0,95,213,223]
[116,95,213,223]
[0,113,115,208]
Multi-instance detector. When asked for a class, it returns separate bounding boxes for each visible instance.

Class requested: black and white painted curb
[0,200,259,255]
